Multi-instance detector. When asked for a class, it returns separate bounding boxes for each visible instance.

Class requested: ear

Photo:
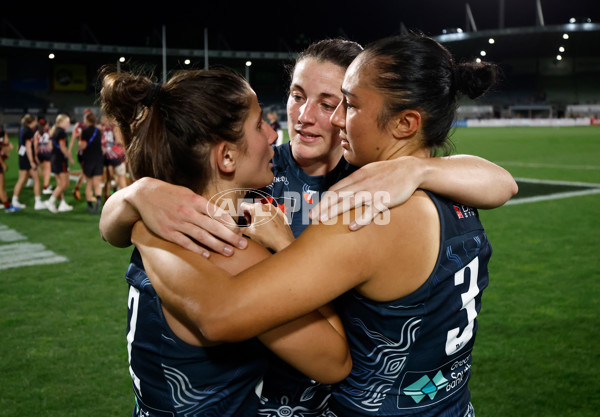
[390,109,421,139]
[214,142,238,174]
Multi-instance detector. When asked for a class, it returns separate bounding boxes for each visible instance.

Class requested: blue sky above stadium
[4,0,600,51]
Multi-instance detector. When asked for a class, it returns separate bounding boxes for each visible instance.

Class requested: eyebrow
[291,83,341,101]
[341,87,356,98]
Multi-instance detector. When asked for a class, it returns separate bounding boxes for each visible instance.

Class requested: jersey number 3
[445,257,480,356]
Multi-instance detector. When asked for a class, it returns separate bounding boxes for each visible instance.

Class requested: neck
[292,144,344,176]
[384,141,430,161]
[203,180,247,221]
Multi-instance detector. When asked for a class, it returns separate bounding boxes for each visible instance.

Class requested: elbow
[313,351,353,385]
[195,309,251,343]
[510,179,519,198]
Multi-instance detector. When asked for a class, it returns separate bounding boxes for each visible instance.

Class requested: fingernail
[238,238,248,249]
[320,215,328,222]
[202,251,210,258]
[223,246,234,256]
[349,221,358,231]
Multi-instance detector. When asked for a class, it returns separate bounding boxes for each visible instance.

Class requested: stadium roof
[3,0,600,54]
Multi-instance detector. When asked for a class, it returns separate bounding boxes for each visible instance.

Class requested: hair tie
[142,83,162,107]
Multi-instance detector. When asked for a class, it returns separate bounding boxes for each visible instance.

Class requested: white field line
[507,177,600,205]
[497,161,600,171]
[0,227,68,270]
[513,177,600,187]
[0,225,27,242]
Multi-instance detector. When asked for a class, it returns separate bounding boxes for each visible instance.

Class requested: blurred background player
[34,117,54,195]
[45,114,74,213]
[70,109,91,201]
[78,111,103,214]
[12,113,45,210]
[266,110,284,146]
[0,122,19,212]
[100,114,128,201]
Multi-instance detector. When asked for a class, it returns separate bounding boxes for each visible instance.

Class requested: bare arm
[310,154,518,228]
[132,194,432,343]
[258,305,352,384]
[99,177,248,257]
[59,139,73,165]
[152,234,351,383]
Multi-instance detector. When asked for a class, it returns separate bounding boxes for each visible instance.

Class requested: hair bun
[454,61,498,99]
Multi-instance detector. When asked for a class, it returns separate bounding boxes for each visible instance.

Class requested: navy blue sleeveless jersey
[253,143,358,238]
[125,249,269,417]
[330,191,491,417]
[254,143,357,415]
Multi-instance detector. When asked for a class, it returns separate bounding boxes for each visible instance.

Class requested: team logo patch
[302,184,317,204]
[402,371,449,404]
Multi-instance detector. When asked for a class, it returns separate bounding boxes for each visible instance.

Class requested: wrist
[401,156,428,189]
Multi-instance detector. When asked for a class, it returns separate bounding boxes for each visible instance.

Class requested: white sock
[35,196,42,203]
[12,196,19,204]
[49,196,56,204]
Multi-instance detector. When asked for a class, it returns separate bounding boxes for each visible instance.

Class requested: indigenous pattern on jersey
[254,142,358,238]
[257,351,332,417]
[126,249,269,417]
[330,191,491,417]
[254,143,357,415]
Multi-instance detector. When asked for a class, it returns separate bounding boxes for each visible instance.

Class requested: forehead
[342,57,367,93]
[292,57,346,93]
[247,90,261,115]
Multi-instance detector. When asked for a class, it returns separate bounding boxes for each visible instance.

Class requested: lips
[296,128,321,143]
[340,134,349,148]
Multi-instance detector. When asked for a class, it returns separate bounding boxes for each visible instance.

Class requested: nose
[298,100,316,124]
[330,101,346,130]
[266,123,277,145]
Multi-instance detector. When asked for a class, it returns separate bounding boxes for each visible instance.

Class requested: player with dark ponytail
[99,67,353,417]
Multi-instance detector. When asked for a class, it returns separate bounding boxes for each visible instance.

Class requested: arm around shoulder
[423,154,518,208]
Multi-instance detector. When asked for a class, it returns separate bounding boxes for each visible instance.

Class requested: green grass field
[0,126,598,416]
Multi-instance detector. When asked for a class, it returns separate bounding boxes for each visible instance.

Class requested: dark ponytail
[99,67,253,193]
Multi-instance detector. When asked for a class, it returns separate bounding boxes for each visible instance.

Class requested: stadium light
[245,61,252,82]
[119,56,126,63]
[480,50,487,56]
[559,46,565,53]
[476,58,482,63]
[563,33,569,40]
[48,53,55,59]
[556,55,563,61]
[488,38,495,44]
[184,59,191,65]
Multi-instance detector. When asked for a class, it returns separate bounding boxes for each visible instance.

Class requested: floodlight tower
[536,0,545,26]
[465,3,478,32]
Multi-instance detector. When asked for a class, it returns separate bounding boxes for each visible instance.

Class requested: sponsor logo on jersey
[453,204,476,219]
[402,371,449,404]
